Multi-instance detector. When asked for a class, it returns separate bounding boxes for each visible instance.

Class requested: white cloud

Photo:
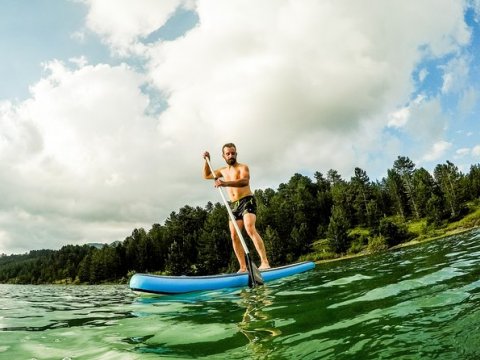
[407,97,449,142]
[387,95,448,156]
[473,145,480,156]
[388,107,410,128]
[455,145,480,158]
[441,56,471,94]
[69,56,89,68]
[458,86,478,115]
[1,0,475,254]
[0,60,179,253]
[144,0,469,173]
[422,140,452,162]
[456,147,471,157]
[472,0,480,22]
[71,30,86,43]
[82,0,185,55]
[418,68,429,82]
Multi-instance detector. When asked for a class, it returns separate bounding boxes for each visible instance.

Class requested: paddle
[205,157,264,288]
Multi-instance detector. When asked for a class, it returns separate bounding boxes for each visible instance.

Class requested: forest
[1,156,480,284]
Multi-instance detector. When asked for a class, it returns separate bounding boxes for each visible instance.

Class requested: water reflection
[238,287,281,337]
[129,285,284,358]
[237,287,282,359]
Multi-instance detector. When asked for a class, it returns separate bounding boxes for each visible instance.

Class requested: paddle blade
[245,254,264,287]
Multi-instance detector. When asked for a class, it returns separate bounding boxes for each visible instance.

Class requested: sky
[1,0,480,255]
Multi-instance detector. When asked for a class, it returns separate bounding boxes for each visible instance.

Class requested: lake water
[1,228,480,359]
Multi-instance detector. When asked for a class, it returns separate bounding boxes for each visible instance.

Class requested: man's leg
[229,220,247,272]
[243,213,270,269]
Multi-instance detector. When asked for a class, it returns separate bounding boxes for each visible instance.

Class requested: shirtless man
[203,143,270,272]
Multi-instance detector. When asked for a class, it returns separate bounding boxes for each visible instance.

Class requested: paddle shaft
[205,157,251,256]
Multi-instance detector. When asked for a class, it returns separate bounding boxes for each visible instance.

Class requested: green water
[1,229,480,359]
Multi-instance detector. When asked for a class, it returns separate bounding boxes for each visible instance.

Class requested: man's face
[223,147,237,165]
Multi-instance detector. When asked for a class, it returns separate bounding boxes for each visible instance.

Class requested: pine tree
[393,156,420,219]
[327,205,350,254]
[434,161,464,218]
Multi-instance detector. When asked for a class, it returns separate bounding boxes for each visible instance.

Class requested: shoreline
[314,225,480,266]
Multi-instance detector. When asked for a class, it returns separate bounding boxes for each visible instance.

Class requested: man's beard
[227,158,237,165]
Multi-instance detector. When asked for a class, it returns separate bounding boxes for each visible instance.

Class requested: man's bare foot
[258,263,271,270]
[237,268,247,273]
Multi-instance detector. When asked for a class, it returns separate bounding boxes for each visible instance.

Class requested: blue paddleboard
[129,261,315,295]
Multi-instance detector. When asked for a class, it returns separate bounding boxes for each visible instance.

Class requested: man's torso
[220,163,252,201]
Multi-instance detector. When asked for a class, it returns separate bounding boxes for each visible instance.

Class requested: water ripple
[1,229,480,359]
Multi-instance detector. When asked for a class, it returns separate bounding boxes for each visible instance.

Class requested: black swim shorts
[229,195,257,220]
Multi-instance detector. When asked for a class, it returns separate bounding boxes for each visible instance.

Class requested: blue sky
[0,1,102,99]
[1,0,480,254]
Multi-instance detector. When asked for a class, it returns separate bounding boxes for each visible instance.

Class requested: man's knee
[244,224,257,238]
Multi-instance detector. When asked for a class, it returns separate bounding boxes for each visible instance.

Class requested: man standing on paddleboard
[203,143,270,272]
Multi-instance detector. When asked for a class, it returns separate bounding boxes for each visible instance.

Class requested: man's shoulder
[230,163,249,173]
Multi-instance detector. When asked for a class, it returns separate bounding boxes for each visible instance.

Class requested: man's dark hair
[222,143,236,153]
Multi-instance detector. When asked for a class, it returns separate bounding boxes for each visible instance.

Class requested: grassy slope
[396,203,480,248]
[303,202,480,264]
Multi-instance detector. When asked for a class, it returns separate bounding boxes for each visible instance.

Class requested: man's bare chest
[222,167,242,181]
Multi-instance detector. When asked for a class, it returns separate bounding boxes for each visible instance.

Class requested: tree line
[1,156,479,284]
